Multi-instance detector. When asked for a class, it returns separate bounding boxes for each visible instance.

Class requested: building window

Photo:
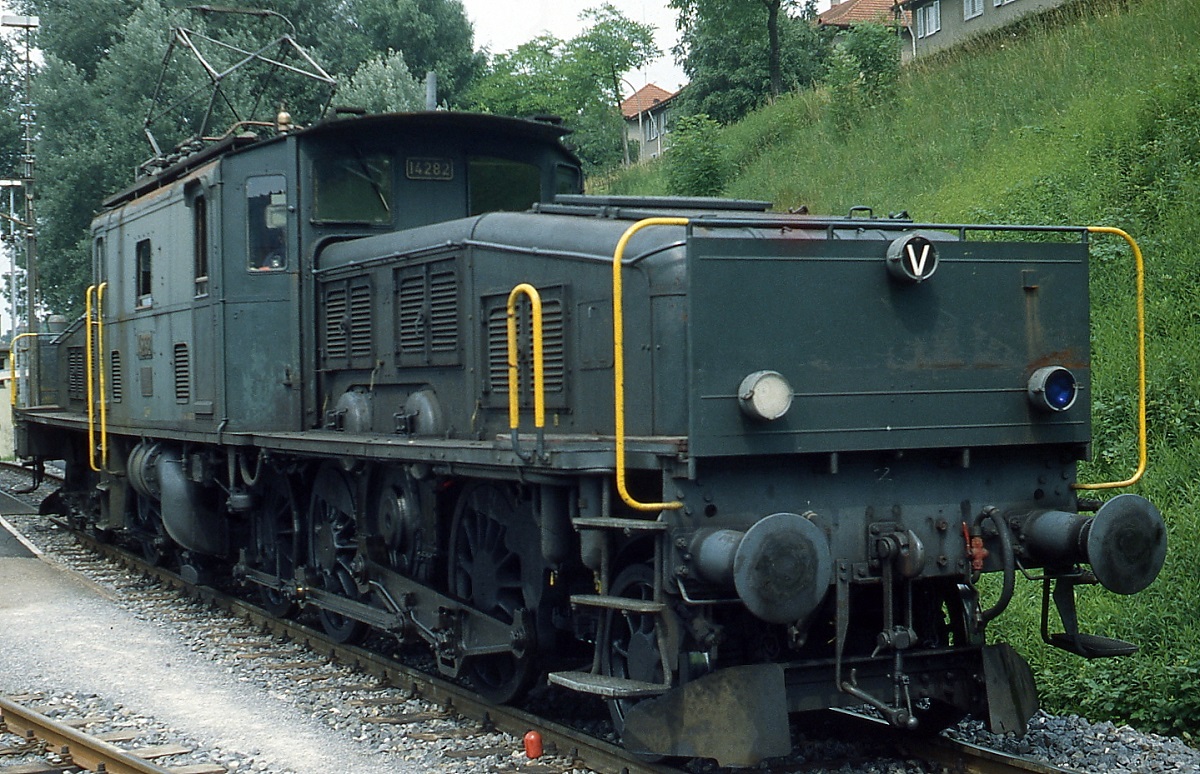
[135,238,152,307]
[965,0,983,19]
[646,114,659,141]
[247,175,288,272]
[193,195,209,296]
[916,1,941,37]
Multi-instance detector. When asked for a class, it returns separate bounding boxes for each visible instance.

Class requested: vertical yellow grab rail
[1074,227,1148,490]
[97,281,108,470]
[612,218,687,512]
[9,331,39,407]
[506,283,545,461]
[84,282,109,472]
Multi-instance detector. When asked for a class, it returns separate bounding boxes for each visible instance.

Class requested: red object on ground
[523,730,543,759]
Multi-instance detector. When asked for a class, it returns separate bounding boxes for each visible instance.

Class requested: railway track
[0,694,224,774]
[1,462,1091,774]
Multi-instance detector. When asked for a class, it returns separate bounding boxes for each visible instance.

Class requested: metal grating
[486,295,564,403]
[110,350,123,402]
[173,343,190,404]
[67,346,85,402]
[394,259,460,367]
[348,281,373,359]
[324,285,348,362]
[429,270,459,355]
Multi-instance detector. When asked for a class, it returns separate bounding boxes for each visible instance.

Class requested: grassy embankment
[602,0,1200,737]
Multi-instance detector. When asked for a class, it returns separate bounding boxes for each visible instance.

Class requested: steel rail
[0,696,175,774]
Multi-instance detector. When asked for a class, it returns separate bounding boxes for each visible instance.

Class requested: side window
[193,195,209,296]
[468,157,540,215]
[93,236,104,281]
[247,175,288,272]
[136,238,152,308]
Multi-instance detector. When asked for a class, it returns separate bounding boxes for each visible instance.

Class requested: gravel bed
[4,470,1199,773]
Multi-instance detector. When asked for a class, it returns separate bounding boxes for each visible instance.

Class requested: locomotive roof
[103,111,577,210]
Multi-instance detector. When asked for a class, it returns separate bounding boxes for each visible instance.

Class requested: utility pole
[3,14,39,406]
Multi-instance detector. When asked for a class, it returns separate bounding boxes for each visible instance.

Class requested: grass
[601,0,1200,736]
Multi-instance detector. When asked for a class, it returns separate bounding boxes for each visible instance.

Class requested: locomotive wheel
[309,464,368,645]
[599,563,672,741]
[253,469,300,617]
[131,492,172,566]
[448,482,537,704]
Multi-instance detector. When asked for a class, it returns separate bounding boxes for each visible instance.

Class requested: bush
[665,113,729,197]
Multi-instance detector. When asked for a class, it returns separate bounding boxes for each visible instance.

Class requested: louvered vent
[110,350,123,402]
[67,346,85,402]
[429,270,459,355]
[173,343,190,403]
[486,292,566,407]
[398,274,425,357]
[394,259,460,367]
[324,285,348,362]
[348,282,373,359]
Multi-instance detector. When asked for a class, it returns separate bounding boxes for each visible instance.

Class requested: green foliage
[670,0,829,124]
[606,0,1200,737]
[665,113,727,196]
[336,51,426,113]
[824,23,901,131]
[347,0,483,105]
[467,5,658,175]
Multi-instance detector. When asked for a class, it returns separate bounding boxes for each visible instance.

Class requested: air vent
[394,258,460,367]
[349,282,373,359]
[173,343,190,403]
[110,350,123,402]
[324,285,348,361]
[67,346,85,402]
[485,290,566,408]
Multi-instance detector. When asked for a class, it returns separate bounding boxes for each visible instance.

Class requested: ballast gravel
[3,486,1199,773]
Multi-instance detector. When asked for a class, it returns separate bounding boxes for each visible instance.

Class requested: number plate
[406,157,454,181]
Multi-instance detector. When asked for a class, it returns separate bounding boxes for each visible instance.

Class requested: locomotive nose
[1021,494,1167,595]
[691,513,834,624]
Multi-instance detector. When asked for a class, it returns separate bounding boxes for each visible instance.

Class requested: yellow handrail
[1074,227,1148,490]
[97,282,108,470]
[9,331,39,407]
[506,283,545,461]
[85,284,99,472]
[612,218,688,512]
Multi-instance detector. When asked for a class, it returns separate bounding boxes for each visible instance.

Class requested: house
[899,0,1071,58]
[818,0,914,62]
[620,84,680,164]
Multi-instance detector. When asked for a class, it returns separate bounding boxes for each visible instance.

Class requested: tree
[666,113,728,196]
[670,0,829,124]
[467,5,658,174]
[348,0,484,106]
[336,50,426,113]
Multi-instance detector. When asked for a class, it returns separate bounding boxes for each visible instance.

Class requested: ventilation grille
[110,350,123,403]
[486,294,565,406]
[173,343,190,404]
[325,285,348,361]
[395,259,460,367]
[322,278,374,369]
[67,346,85,401]
[349,283,373,359]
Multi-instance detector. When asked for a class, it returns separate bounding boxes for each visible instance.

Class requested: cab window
[247,175,288,271]
[468,156,541,215]
[313,151,393,224]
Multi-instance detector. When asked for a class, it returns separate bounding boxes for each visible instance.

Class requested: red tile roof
[620,84,676,119]
[818,0,910,28]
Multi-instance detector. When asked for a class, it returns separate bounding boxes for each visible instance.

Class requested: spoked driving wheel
[252,468,300,617]
[448,481,538,704]
[308,464,368,644]
[599,563,673,741]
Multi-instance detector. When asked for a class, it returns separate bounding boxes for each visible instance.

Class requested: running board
[547,670,670,698]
